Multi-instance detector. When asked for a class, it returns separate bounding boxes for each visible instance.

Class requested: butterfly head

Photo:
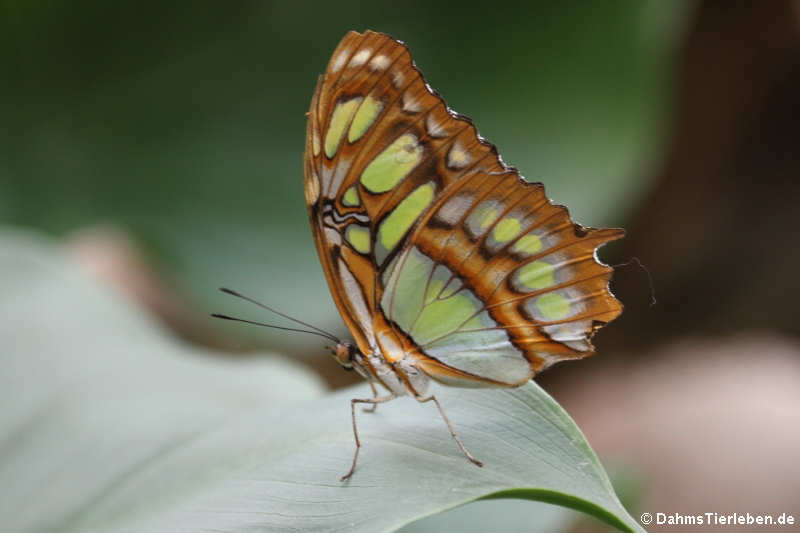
[330,341,357,369]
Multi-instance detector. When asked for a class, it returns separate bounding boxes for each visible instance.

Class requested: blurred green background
[1,0,688,354]
[6,2,800,531]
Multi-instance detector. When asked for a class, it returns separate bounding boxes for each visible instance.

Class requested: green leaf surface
[398,499,573,533]
[0,228,643,533]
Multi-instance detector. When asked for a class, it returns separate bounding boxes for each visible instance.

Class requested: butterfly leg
[415,394,483,468]
[341,393,396,481]
[363,381,380,413]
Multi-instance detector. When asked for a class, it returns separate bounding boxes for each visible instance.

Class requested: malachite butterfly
[302,30,623,480]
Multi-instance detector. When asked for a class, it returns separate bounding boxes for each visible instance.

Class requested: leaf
[0,228,643,533]
[398,499,574,533]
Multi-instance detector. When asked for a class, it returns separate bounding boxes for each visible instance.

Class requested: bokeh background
[3,1,800,531]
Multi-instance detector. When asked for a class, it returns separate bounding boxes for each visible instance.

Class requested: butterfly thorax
[330,341,430,397]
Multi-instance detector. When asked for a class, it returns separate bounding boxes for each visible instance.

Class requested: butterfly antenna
[211,313,339,342]
[612,257,657,307]
[218,287,341,341]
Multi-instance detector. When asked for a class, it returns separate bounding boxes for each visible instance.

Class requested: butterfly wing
[380,170,624,387]
[304,30,623,386]
[304,30,424,354]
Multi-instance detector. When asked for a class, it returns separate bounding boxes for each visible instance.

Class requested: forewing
[304,30,507,355]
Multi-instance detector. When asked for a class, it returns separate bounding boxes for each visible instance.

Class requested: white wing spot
[543,321,592,352]
[392,70,405,89]
[425,114,447,138]
[435,192,473,227]
[447,142,471,169]
[369,54,390,71]
[320,163,333,196]
[306,170,320,204]
[331,50,349,73]
[327,156,352,199]
[312,128,321,156]
[349,49,371,67]
[402,92,422,113]
[323,226,342,246]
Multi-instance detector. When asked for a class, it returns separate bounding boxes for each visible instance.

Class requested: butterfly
[301,30,624,480]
